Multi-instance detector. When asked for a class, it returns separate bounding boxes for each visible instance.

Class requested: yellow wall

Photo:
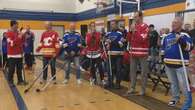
[0,2,186,31]
[75,2,185,29]
[0,20,71,30]
[144,2,185,16]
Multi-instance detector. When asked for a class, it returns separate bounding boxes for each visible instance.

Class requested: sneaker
[104,82,114,89]
[139,91,145,96]
[80,66,86,72]
[62,79,69,84]
[90,78,95,86]
[102,80,106,86]
[17,81,26,86]
[77,79,82,85]
[126,89,136,95]
[168,100,179,107]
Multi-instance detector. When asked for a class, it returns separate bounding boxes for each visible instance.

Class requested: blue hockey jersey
[106,31,124,51]
[23,31,34,54]
[62,32,81,53]
[161,32,193,67]
[2,36,7,54]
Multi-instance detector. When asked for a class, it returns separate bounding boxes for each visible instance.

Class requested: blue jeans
[64,56,80,79]
[149,47,158,57]
[165,66,192,109]
[107,55,122,86]
[42,57,56,80]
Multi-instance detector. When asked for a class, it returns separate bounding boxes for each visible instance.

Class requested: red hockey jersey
[127,22,149,57]
[85,32,102,58]
[85,32,102,52]
[37,30,60,58]
[6,31,24,58]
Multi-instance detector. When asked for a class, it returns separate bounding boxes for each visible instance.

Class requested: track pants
[25,53,33,68]
[8,58,23,84]
[88,57,104,81]
[42,57,56,80]
[129,56,149,93]
[107,55,122,86]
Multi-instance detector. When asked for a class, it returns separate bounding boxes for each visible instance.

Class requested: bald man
[161,17,193,110]
[36,21,60,84]
[62,22,82,84]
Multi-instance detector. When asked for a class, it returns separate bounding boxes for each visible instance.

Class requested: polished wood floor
[0,72,18,110]
[1,59,195,110]
[0,59,147,110]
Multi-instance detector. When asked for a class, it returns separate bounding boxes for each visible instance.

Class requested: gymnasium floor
[0,59,194,110]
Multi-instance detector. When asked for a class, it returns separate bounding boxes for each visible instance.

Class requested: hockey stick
[178,44,192,110]
[36,62,66,92]
[21,55,28,85]
[24,60,51,94]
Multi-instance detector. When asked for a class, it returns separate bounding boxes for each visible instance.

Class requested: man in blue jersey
[62,22,82,84]
[105,21,124,89]
[2,32,7,67]
[23,25,34,70]
[161,17,193,110]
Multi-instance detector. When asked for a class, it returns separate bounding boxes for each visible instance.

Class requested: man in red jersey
[7,20,25,87]
[85,22,105,86]
[36,21,60,84]
[127,11,149,95]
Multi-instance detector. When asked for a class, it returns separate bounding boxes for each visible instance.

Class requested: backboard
[95,0,116,13]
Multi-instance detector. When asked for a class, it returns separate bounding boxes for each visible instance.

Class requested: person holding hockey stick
[161,17,193,110]
[36,21,60,85]
[62,22,82,84]
[105,21,124,89]
[85,22,105,86]
[6,20,26,87]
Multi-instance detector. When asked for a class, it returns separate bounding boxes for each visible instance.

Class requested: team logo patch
[166,37,177,49]
[43,37,53,46]
[67,37,77,44]
[109,36,117,41]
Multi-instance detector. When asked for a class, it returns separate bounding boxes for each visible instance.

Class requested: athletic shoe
[90,78,95,86]
[102,80,106,86]
[17,81,26,86]
[80,66,86,72]
[62,79,69,84]
[168,100,179,107]
[138,91,145,96]
[126,89,136,95]
[77,79,82,85]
